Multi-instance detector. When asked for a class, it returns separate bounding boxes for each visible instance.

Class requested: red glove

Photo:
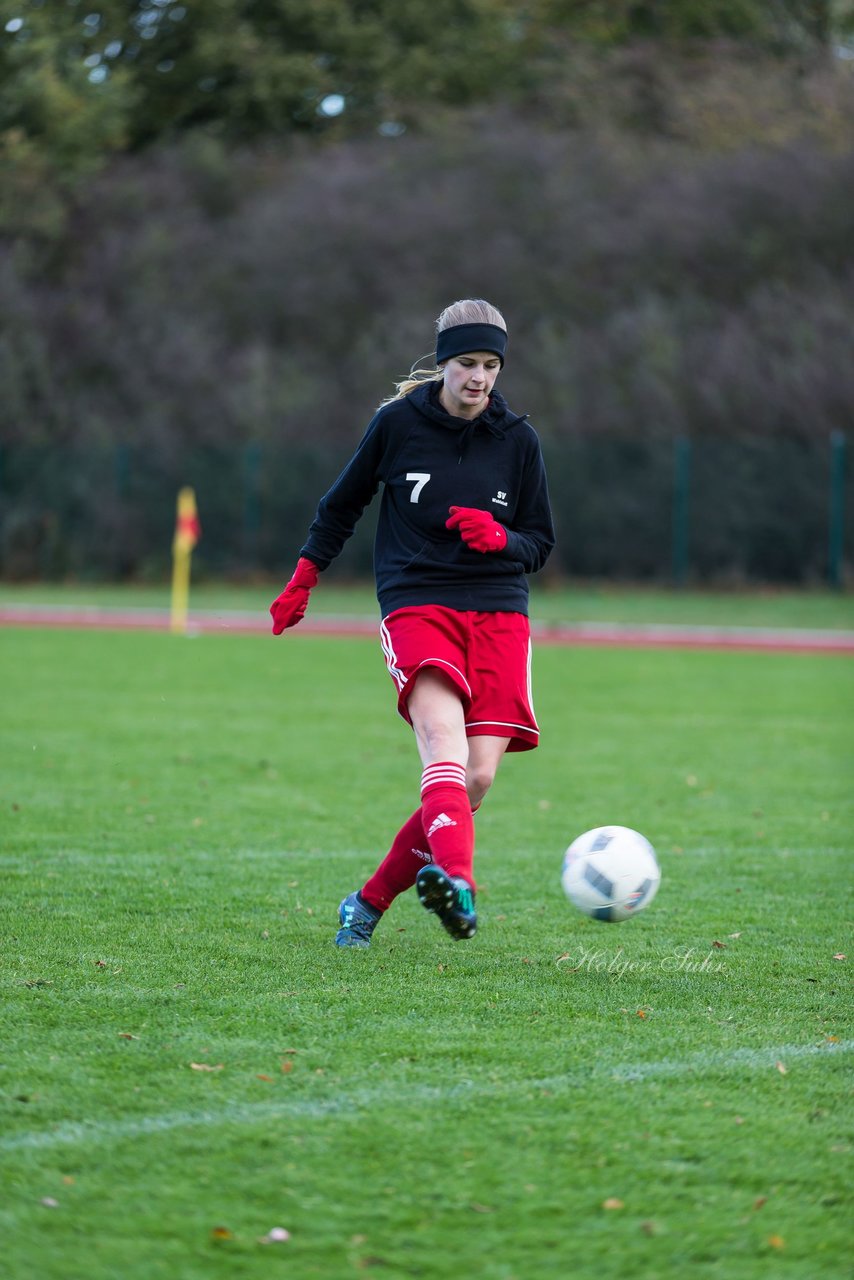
[269,557,319,634]
[446,506,508,553]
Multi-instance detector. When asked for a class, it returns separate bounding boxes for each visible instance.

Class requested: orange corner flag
[173,486,201,555]
[171,487,200,634]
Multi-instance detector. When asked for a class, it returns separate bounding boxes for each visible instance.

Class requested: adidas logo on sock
[411,846,433,863]
[427,813,456,839]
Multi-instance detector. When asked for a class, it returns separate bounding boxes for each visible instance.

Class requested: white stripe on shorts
[380,618,407,691]
[466,719,539,737]
[526,637,539,731]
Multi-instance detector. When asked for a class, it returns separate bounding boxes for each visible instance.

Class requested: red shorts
[379,605,539,752]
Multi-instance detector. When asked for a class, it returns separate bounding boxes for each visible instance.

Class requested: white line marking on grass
[593,1038,854,1083]
[2,1039,850,1154]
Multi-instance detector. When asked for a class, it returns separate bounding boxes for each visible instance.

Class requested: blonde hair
[380,298,507,406]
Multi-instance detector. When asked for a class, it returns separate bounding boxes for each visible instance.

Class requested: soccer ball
[561,825,660,922]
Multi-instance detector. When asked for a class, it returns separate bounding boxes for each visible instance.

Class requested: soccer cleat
[415,865,477,940]
[335,891,383,949]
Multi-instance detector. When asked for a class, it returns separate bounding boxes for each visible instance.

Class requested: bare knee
[407,668,468,765]
[466,762,497,809]
[465,736,511,809]
[419,714,466,762]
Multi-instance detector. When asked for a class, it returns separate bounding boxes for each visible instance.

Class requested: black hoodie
[300,381,555,617]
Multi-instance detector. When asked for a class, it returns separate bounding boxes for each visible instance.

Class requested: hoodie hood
[408,380,528,442]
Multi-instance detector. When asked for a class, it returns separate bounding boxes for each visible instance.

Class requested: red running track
[1,604,852,655]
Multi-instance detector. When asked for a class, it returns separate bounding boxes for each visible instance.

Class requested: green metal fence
[0,435,849,585]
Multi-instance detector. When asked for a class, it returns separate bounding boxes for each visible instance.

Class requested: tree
[2,0,851,238]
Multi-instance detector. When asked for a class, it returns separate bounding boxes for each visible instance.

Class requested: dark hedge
[2,113,853,584]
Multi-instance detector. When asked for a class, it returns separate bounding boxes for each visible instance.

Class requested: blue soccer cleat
[335,891,383,948]
[415,865,477,940]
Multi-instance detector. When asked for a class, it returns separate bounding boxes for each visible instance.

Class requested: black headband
[435,323,507,367]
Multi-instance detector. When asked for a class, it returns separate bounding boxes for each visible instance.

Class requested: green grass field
[1,608,852,1279]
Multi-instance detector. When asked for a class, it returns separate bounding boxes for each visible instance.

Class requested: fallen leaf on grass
[190,1062,224,1072]
[281,1060,294,1074]
[602,1198,624,1210]
[775,1061,787,1075]
[640,1220,659,1236]
[832,953,845,962]
[118,1032,139,1040]
[40,1198,60,1209]
[712,940,726,949]
[256,1074,273,1082]
[210,1226,233,1240]
[767,1235,785,1250]
[728,932,742,939]
[753,1196,768,1210]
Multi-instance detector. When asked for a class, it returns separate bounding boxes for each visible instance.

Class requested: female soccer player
[270,299,555,946]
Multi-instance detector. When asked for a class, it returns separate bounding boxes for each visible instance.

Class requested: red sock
[361,809,432,912]
[419,761,475,888]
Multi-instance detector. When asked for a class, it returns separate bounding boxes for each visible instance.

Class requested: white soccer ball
[561,825,661,922]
